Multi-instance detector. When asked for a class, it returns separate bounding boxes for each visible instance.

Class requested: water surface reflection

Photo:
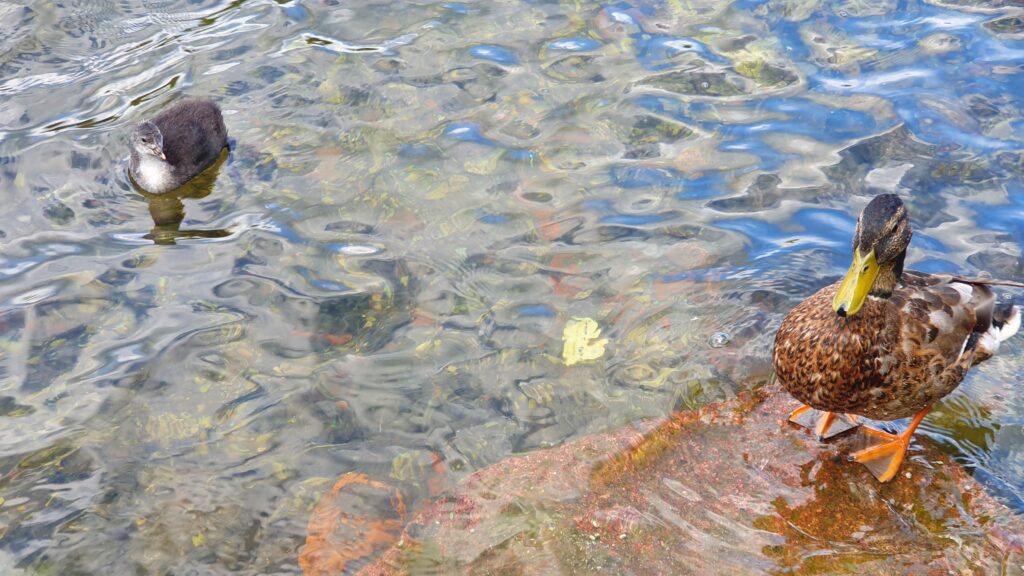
[0,0,1023,573]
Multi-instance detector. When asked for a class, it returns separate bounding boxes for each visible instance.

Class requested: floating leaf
[562,317,608,366]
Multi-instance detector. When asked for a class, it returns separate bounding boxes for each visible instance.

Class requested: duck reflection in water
[135,147,232,245]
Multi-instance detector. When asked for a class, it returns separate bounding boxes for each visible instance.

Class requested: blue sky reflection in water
[0,0,1023,572]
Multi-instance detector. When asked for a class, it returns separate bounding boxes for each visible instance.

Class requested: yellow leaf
[562,317,608,366]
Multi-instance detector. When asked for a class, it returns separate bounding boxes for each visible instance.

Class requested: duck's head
[833,194,911,318]
[131,122,166,161]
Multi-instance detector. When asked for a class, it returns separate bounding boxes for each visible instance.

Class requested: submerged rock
[304,384,1024,575]
[299,473,407,576]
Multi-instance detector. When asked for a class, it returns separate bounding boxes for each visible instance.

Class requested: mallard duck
[129,99,228,194]
[773,194,1022,482]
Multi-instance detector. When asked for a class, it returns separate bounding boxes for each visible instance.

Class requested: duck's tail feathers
[994,303,1021,343]
[969,302,1018,362]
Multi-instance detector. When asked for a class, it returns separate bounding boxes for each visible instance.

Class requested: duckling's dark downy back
[152,99,228,179]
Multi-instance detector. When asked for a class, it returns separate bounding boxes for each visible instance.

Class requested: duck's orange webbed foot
[850,407,930,482]
[787,405,859,440]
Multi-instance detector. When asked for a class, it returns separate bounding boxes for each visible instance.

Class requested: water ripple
[1,0,1024,572]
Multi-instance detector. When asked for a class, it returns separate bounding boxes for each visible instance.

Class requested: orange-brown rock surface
[302,384,1024,575]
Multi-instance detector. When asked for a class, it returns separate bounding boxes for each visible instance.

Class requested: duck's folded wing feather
[895,271,1014,367]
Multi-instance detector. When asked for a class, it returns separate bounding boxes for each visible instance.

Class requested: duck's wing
[897,271,1019,367]
[940,275,1024,289]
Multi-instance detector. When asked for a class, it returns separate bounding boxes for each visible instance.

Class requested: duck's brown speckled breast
[772,279,976,421]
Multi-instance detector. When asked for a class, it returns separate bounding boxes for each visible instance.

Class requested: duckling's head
[833,194,912,317]
[131,122,166,161]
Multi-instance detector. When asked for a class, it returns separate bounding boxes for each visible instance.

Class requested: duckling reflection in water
[139,147,232,245]
[129,99,229,194]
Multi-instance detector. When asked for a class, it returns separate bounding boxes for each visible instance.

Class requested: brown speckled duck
[773,194,1022,482]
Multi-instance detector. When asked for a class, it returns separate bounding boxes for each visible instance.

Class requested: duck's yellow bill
[832,249,879,317]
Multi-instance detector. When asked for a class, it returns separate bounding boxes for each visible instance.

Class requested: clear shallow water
[0,0,1023,572]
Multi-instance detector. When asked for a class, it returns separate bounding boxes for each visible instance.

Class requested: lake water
[1,0,1023,573]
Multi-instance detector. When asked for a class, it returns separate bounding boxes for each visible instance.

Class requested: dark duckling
[129,99,228,194]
